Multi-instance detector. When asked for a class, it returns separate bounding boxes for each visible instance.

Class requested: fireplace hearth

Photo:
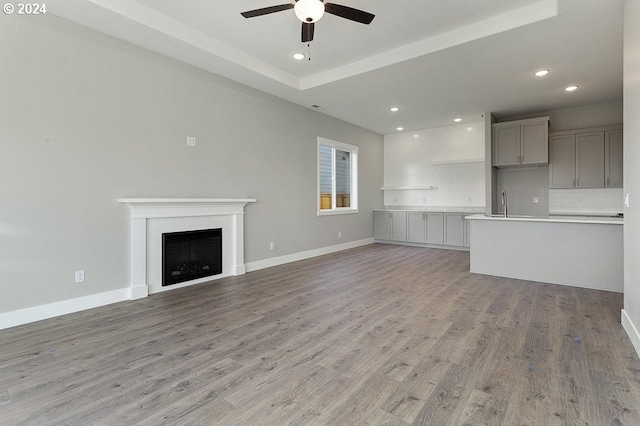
[162,228,222,286]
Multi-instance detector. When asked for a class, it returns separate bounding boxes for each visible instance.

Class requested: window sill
[317,209,359,216]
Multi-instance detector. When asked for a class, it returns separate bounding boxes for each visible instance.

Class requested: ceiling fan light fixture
[294,0,325,23]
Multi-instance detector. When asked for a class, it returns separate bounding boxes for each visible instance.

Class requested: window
[317,137,358,215]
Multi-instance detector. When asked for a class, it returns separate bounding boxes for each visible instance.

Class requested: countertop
[466,213,623,225]
[374,206,485,213]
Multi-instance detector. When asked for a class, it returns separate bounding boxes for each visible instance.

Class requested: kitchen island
[467,214,623,292]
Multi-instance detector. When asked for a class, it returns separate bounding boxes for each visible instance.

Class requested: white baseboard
[0,240,375,330]
[245,238,375,272]
[622,309,640,358]
[0,288,130,331]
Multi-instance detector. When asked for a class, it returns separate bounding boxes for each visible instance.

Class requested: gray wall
[497,101,623,132]
[624,0,640,348]
[0,15,383,313]
[496,167,549,216]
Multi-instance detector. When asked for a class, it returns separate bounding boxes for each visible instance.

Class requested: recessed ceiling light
[293,53,305,60]
[454,118,462,122]
[390,107,399,112]
[565,85,579,92]
[396,127,404,131]
[534,69,550,77]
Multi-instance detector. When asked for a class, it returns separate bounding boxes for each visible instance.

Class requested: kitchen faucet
[501,190,508,217]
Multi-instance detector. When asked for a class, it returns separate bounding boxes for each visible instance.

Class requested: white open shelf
[380,186,437,191]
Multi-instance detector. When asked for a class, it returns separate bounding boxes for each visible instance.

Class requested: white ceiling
[52,0,623,134]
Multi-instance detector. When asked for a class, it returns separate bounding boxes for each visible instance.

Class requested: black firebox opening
[162,228,222,286]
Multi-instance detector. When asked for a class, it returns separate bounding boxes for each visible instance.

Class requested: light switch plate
[187,136,196,147]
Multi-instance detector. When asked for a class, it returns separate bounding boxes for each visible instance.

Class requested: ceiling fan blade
[241,4,294,18]
[324,3,374,24]
[302,22,315,42]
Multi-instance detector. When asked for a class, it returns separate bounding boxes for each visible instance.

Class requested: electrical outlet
[75,270,85,283]
[533,197,539,204]
[270,242,275,250]
[338,231,342,238]
[187,136,196,147]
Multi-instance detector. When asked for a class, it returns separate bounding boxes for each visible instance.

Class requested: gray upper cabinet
[492,117,549,167]
[549,126,622,190]
[521,120,549,165]
[605,130,623,188]
[493,123,520,166]
[576,132,605,188]
[549,134,576,189]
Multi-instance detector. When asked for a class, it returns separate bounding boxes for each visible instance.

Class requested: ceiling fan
[241,0,375,42]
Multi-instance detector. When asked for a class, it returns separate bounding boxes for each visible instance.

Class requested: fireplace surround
[119,198,255,299]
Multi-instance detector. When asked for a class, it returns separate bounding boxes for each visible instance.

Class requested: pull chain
[307,43,311,61]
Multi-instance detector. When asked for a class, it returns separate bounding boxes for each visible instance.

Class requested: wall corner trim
[622,309,640,358]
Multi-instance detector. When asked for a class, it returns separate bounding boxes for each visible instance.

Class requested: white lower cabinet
[376,210,470,249]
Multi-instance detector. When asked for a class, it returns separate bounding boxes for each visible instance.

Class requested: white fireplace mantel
[119,198,256,299]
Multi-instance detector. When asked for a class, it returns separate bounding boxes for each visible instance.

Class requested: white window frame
[317,137,358,216]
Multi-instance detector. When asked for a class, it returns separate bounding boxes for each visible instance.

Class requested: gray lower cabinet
[376,210,470,249]
[464,217,471,247]
[375,211,407,242]
[407,212,444,244]
[444,213,465,247]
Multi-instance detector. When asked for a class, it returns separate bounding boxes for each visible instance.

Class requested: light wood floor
[1,244,640,425]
